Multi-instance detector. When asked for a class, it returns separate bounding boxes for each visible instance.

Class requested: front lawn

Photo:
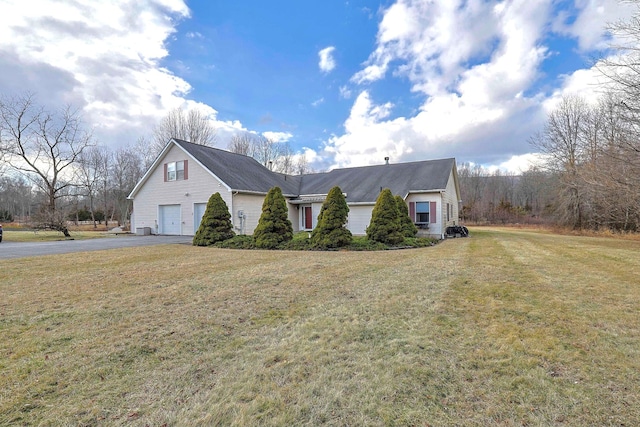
[1,228,638,425]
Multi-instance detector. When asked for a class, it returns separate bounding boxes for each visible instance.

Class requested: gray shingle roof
[298,159,455,203]
[174,139,301,196]
[174,139,455,202]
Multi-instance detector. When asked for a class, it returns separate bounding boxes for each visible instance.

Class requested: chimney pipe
[384,156,389,165]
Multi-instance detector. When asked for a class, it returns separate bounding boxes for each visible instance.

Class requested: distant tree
[193,192,235,246]
[0,92,93,236]
[0,174,35,221]
[311,186,352,248]
[367,188,403,245]
[150,107,217,157]
[0,210,13,222]
[228,133,254,156]
[227,132,296,172]
[295,153,310,175]
[395,195,417,237]
[530,95,589,228]
[251,135,286,170]
[110,144,144,227]
[254,186,293,249]
[77,146,109,228]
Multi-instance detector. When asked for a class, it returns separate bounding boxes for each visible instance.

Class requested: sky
[0,0,635,173]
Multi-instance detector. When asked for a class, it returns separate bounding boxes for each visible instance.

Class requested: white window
[416,202,430,223]
[166,161,185,181]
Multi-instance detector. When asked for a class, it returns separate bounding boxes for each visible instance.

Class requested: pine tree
[366,188,403,245]
[254,186,293,249]
[193,192,235,246]
[395,195,418,238]
[311,186,352,248]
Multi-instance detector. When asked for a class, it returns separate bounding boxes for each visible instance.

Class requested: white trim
[346,202,376,206]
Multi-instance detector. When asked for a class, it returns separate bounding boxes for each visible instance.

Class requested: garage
[159,204,181,235]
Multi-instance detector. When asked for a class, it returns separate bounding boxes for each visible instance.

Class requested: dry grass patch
[1,229,108,242]
[1,229,639,425]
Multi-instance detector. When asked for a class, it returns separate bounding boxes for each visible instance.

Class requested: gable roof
[298,158,456,203]
[174,139,301,195]
[129,138,457,203]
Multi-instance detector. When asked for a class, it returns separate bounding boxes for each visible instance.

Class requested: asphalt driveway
[0,235,193,260]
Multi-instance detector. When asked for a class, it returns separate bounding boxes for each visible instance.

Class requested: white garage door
[194,203,207,234]
[347,205,373,235]
[159,204,181,235]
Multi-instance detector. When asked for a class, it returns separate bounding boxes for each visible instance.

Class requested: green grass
[1,227,639,425]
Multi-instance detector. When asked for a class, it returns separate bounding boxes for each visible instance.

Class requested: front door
[304,206,313,229]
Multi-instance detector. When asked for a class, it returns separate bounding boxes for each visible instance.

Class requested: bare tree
[273,142,294,174]
[295,152,310,175]
[251,135,283,169]
[598,1,640,169]
[0,174,36,222]
[227,133,288,171]
[0,93,93,236]
[77,146,106,228]
[530,95,589,228]
[150,107,217,157]
[599,1,640,112]
[228,133,254,156]
[111,144,144,228]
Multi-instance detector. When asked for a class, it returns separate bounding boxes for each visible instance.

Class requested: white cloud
[330,0,551,169]
[326,0,630,171]
[0,0,241,149]
[311,97,324,107]
[494,153,542,174]
[552,0,636,51]
[318,46,336,73]
[352,0,504,93]
[339,85,352,99]
[262,131,293,143]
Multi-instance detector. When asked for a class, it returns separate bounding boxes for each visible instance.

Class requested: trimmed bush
[214,234,255,249]
[395,195,418,238]
[311,186,352,248]
[254,186,293,249]
[366,188,403,245]
[193,192,235,246]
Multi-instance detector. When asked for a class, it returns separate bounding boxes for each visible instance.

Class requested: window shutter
[430,201,437,223]
[164,163,167,182]
[184,160,188,180]
[409,202,415,222]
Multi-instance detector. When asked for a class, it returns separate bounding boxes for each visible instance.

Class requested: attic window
[166,160,187,181]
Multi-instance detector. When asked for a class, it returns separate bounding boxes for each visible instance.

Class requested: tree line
[0,92,312,234]
[460,3,640,231]
[0,94,181,233]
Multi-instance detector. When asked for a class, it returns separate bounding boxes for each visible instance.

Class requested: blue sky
[0,0,635,172]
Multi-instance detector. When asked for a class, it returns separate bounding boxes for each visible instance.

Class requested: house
[127,138,461,239]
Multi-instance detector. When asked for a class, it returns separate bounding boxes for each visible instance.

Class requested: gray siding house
[128,139,461,238]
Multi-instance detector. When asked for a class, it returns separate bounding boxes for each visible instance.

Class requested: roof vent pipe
[385,156,389,165]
